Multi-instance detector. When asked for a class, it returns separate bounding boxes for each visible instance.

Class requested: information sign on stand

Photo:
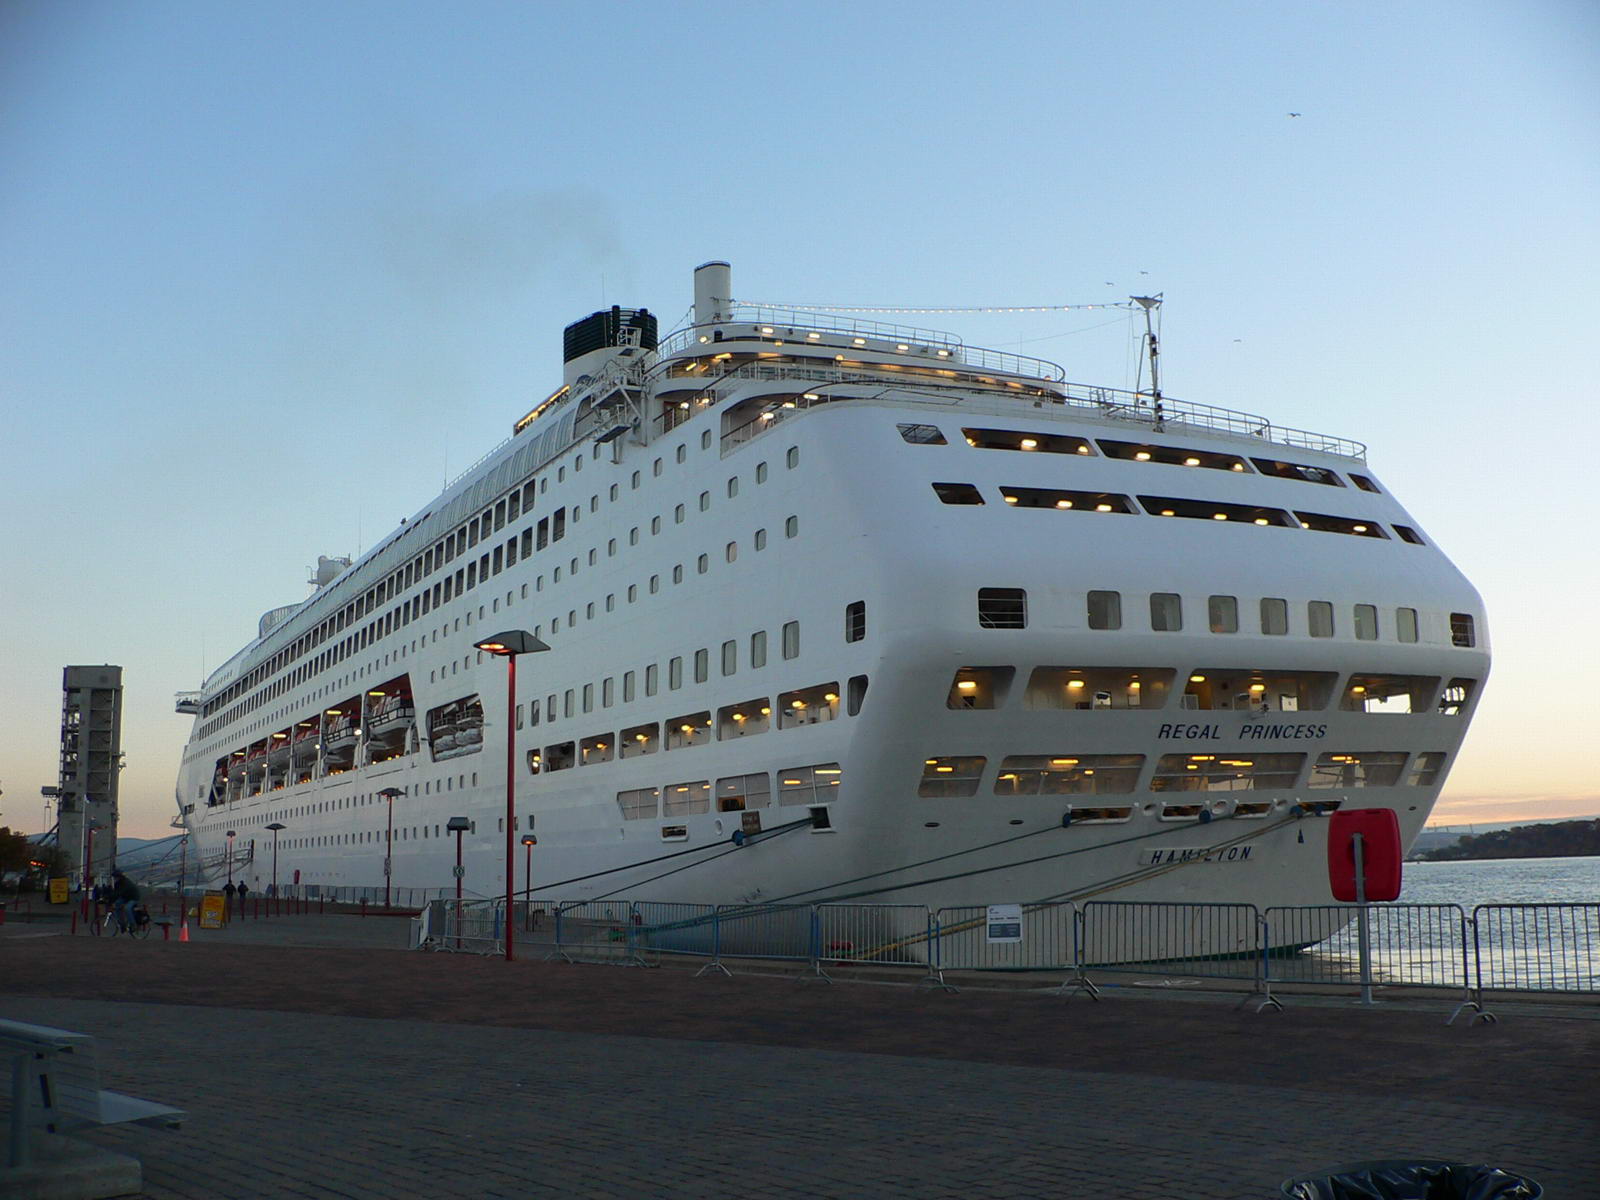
[986,904,1023,943]
[48,878,69,905]
[199,891,227,929]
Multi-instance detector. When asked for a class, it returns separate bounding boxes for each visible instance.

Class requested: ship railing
[694,361,1365,460]
[655,310,963,361]
[1470,904,1600,997]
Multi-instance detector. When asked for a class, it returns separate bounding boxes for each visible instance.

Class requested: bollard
[70,909,77,936]
[361,898,367,919]
[161,923,170,941]
[320,896,325,915]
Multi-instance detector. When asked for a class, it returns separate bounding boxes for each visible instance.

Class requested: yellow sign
[48,878,69,905]
[199,891,227,929]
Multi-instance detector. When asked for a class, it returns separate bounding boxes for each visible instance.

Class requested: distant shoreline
[1414,818,1600,863]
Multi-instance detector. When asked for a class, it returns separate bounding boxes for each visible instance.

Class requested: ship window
[778,762,841,806]
[664,780,710,816]
[1249,457,1345,486]
[845,601,866,643]
[617,787,659,820]
[669,657,683,689]
[1308,601,1335,638]
[675,504,685,524]
[525,747,541,774]
[1394,525,1425,545]
[653,457,662,477]
[1149,593,1182,632]
[1438,678,1476,715]
[722,640,737,676]
[580,734,613,765]
[717,773,770,811]
[602,676,615,706]
[553,508,566,540]
[1140,495,1294,526]
[563,688,574,717]
[1353,604,1379,641]
[1101,440,1248,473]
[660,825,687,840]
[755,529,767,550]
[494,499,506,531]
[649,574,659,594]
[1341,674,1439,714]
[1001,487,1135,514]
[1025,667,1172,711]
[1152,753,1304,792]
[1260,598,1289,635]
[751,630,768,668]
[728,477,738,498]
[1294,511,1389,538]
[694,648,709,683]
[1208,595,1239,634]
[933,482,985,505]
[1309,751,1407,788]
[1087,590,1122,630]
[701,430,711,450]
[621,722,657,757]
[645,664,659,697]
[756,462,768,483]
[651,516,661,535]
[778,683,840,728]
[672,565,683,584]
[666,712,712,749]
[898,423,947,444]
[787,446,799,468]
[995,754,1144,795]
[785,515,798,538]
[697,553,709,574]
[1183,670,1335,712]
[782,621,800,660]
[718,698,770,738]
[1350,473,1382,493]
[847,674,868,716]
[947,667,1015,710]
[978,587,1027,629]
[677,445,687,464]
[622,671,636,702]
[966,427,1093,455]
[544,741,575,772]
[1450,613,1476,647]
[918,756,985,798]
[1408,752,1447,787]
[629,527,639,546]
[1397,607,1418,643]
[699,491,710,512]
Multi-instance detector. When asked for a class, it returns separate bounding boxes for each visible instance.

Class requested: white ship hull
[174,265,1489,942]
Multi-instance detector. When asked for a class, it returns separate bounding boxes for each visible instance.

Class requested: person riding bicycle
[110,871,141,934]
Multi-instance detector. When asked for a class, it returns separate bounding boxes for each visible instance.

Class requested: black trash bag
[1280,1159,1542,1200]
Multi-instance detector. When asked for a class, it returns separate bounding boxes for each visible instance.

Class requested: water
[1399,855,1600,908]
[1281,856,1600,991]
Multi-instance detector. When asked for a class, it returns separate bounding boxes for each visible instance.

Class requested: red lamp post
[473,630,549,963]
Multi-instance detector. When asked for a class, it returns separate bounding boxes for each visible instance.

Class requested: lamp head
[446,816,471,833]
[474,629,550,656]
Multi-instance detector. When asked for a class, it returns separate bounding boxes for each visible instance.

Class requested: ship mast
[1132,294,1163,430]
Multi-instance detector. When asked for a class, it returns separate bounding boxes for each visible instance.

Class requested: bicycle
[102,903,152,939]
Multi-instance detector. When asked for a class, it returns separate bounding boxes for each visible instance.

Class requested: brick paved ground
[3,933,1596,1199]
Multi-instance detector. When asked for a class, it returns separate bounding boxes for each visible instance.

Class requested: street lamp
[520,833,536,928]
[474,629,550,963]
[226,829,237,887]
[446,816,471,905]
[378,787,405,908]
[265,823,286,896]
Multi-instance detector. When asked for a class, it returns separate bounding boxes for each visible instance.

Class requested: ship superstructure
[174,262,1489,915]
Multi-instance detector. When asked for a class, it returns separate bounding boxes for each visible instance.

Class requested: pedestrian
[224,880,237,907]
[109,870,141,934]
[237,880,250,904]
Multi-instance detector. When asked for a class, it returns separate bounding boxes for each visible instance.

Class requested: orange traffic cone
[179,917,190,942]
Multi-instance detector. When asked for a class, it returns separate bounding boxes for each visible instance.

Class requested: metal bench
[1,1018,184,1168]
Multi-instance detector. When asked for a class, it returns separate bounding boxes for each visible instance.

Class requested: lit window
[946,667,1014,710]
[995,754,1144,795]
[1407,752,1447,787]
[1309,752,1407,788]
[917,756,985,798]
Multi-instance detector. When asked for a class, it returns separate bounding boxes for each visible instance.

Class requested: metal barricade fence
[631,902,719,963]
[1266,905,1471,993]
[698,904,816,974]
[932,904,1076,976]
[1078,901,1268,993]
[812,905,934,981]
[552,900,644,965]
[1473,904,1600,995]
[418,898,503,955]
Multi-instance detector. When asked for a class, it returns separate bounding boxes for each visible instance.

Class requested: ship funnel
[694,260,732,326]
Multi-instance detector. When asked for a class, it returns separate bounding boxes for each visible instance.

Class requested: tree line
[1418,817,1600,861]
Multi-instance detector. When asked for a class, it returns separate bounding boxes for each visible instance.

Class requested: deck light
[824,693,838,702]
[1254,518,1270,526]
[1184,457,1200,466]
[1190,675,1207,683]
[1004,495,1018,505]
[1353,524,1368,532]
[1020,438,1038,449]
[1051,758,1078,766]
[936,348,950,357]
[760,412,775,421]
[896,343,909,351]
[1056,499,1072,509]
[1160,509,1175,516]
[790,700,806,709]
[1135,451,1151,461]
[1232,462,1246,471]
[1213,513,1228,520]
[853,337,866,346]
[1352,686,1366,694]
[760,326,774,334]
[1250,684,1266,693]
[802,393,819,400]
[807,332,821,340]
[1096,503,1113,512]
[1076,445,1090,455]
[1067,680,1085,690]
[957,681,978,691]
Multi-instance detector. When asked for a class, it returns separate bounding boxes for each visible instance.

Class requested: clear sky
[1,1,1596,838]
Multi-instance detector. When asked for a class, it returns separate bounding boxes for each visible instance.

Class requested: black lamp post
[473,629,550,963]
[378,787,405,908]
[265,823,285,896]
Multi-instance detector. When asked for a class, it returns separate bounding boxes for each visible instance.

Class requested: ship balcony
[174,691,202,715]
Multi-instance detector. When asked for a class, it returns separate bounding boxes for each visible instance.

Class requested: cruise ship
[173,262,1489,919]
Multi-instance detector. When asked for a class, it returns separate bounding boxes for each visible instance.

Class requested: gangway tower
[55,664,124,886]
